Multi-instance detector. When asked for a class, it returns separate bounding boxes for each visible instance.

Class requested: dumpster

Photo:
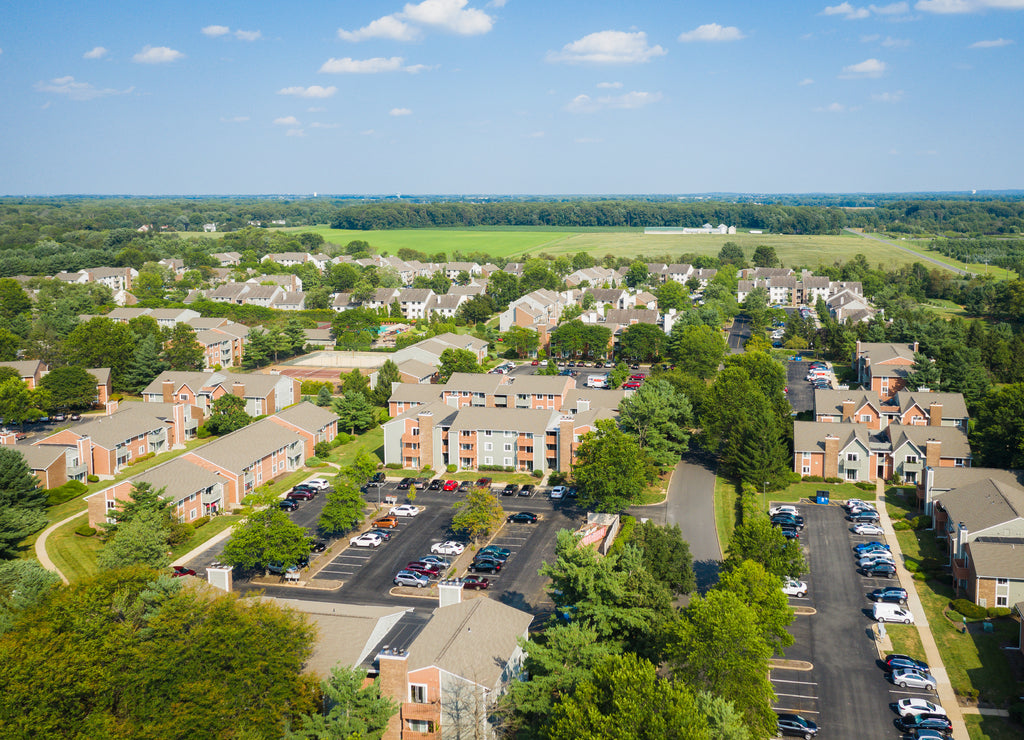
[815,490,830,505]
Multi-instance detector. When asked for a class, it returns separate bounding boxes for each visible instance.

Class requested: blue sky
[2,0,1022,195]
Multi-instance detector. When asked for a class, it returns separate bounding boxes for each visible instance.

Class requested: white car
[389,505,421,517]
[304,478,331,490]
[896,698,946,718]
[550,486,566,499]
[858,554,895,569]
[853,523,885,536]
[769,505,800,518]
[891,669,937,691]
[430,541,466,555]
[349,533,382,548]
[781,577,807,597]
[875,606,914,624]
[844,498,874,511]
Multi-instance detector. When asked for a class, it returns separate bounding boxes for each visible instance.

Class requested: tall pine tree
[0,448,48,558]
[123,334,169,394]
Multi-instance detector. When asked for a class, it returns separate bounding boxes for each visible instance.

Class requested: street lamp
[764,480,769,502]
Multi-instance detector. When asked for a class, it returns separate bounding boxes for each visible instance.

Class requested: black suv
[367,472,386,487]
[776,712,818,738]
[870,586,908,604]
[428,479,443,490]
[503,483,520,496]
[397,478,413,490]
[518,484,534,497]
[885,654,929,673]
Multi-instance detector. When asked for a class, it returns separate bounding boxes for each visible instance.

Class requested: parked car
[479,545,511,559]
[431,540,465,555]
[469,558,503,574]
[459,481,472,492]
[475,477,492,488]
[389,505,421,517]
[771,514,805,529]
[367,472,386,487]
[304,478,331,490]
[873,603,914,624]
[443,480,459,491]
[622,381,642,389]
[776,712,819,738]
[769,505,800,517]
[397,477,413,490]
[370,528,394,541]
[413,478,429,489]
[373,516,399,529]
[779,527,800,540]
[422,479,439,491]
[350,533,383,548]
[394,570,430,588]
[519,484,534,497]
[853,523,885,536]
[858,553,896,569]
[782,577,807,598]
[279,498,299,512]
[909,730,948,740]
[474,549,509,563]
[502,483,520,496]
[267,562,299,576]
[848,510,880,523]
[844,498,874,511]
[406,561,442,578]
[895,713,952,734]
[310,540,328,553]
[171,565,196,578]
[420,555,450,568]
[508,511,538,523]
[891,669,937,691]
[854,540,890,554]
[550,485,567,499]
[862,561,896,578]
[885,654,930,673]
[896,698,946,718]
[289,489,316,500]
[461,575,490,590]
[870,586,908,604]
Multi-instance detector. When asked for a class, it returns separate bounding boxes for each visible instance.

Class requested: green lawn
[886,623,925,661]
[328,427,384,468]
[714,476,740,553]
[965,714,1023,740]
[884,487,1021,706]
[283,226,575,258]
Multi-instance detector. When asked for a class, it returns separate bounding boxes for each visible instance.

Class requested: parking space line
[774,692,819,700]
[774,707,820,715]
[771,678,818,686]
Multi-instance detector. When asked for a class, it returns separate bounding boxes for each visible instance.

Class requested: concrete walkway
[171,525,237,567]
[34,509,88,585]
[875,480,969,740]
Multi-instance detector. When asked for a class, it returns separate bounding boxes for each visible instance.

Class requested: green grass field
[282,225,940,270]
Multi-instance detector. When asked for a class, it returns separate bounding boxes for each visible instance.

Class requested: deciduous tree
[618,379,692,466]
[204,392,253,436]
[286,665,397,740]
[96,508,171,570]
[222,506,313,571]
[668,324,727,379]
[629,520,696,595]
[317,478,364,536]
[716,559,794,655]
[572,419,653,512]
[619,322,666,361]
[38,366,97,411]
[437,348,481,382]
[724,517,806,579]
[450,487,504,544]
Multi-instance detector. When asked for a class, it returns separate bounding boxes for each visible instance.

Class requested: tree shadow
[693,558,720,593]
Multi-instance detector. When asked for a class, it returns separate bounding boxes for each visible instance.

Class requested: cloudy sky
[2,0,1022,194]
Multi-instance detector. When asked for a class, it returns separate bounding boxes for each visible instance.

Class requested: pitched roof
[497,374,573,396]
[55,403,173,448]
[604,309,659,325]
[190,417,305,472]
[940,479,1024,534]
[133,456,225,497]
[396,359,437,380]
[407,598,533,688]
[929,467,1024,495]
[448,407,557,436]
[389,383,442,405]
[814,389,880,418]
[0,360,43,378]
[858,342,917,364]
[16,444,67,471]
[398,288,434,303]
[793,420,872,454]
[271,401,339,432]
[888,423,971,459]
[891,391,969,420]
[563,388,628,412]
[965,538,1024,579]
[86,367,112,386]
[443,373,504,395]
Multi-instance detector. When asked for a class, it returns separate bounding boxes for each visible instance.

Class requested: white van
[873,603,914,624]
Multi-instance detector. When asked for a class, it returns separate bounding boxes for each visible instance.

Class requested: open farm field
[284,226,929,269]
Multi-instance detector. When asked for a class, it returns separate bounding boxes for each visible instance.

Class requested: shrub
[420,467,435,476]
[912,515,932,530]
[801,475,825,483]
[192,515,211,528]
[532,469,543,478]
[951,599,987,620]
[305,458,326,468]
[386,463,404,470]
[548,471,568,486]
[607,515,636,557]
[132,452,155,464]
[912,571,927,581]
[987,606,1012,619]
[74,523,96,537]
[446,464,457,473]
[87,474,99,483]
[855,481,875,491]
[196,425,212,439]
[314,441,331,459]
[892,520,911,531]
[904,560,919,572]
[46,480,89,506]
[335,432,352,445]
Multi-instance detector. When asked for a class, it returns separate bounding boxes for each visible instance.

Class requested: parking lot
[771,501,932,739]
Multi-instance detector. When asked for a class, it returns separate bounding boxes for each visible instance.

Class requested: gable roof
[965,538,1024,579]
[813,389,880,418]
[858,342,917,365]
[940,478,1024,535]
[890,391,969,420]
[271,401,339,432]
[448,407,556,436]
[189,417,304,472]
[888,423,971,459]
[793,420,872,454]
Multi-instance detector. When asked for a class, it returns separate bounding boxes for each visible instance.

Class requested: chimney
[922,466,936,519]
[842,399,855,423]
[558,416,575,473]
[578,399,590,413]
[418,411,434,471]
[377,648,409,740]
[823,435,840,479]
[438,579,463,607]
[0,433,15,446]
[162,379,174,404]
[955,523,969,560]
[913,341,919,353]
[172,403,186,448]
[929,403,942,427]
[232,381,245,398]
[926,439,941,469]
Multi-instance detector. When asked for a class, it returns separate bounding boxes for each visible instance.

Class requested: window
[407,720,433,733]
[846,470,858,481]
[954,458,965,467]
[484,442,492,451]
[189,509,197,521]
[905,455,917,465]
[860,414,871,423]
[505,431,515,438]
[846,453,858,462]
[484,456,493,465]
[802,466,811,474]
[410,684,428,704]
[996,596,1008,607]
[997,578,1009,585]
[411,428,419,436]
[504,457,512,466]
[504,443,513,452]
[106,500,116,510]
[484,430,491,437]
[461,457,472,467]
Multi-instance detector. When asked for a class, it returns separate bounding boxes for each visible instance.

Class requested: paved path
[875,480,969,740]
[665,456,721,590]
[844,229,969,276]
[35,509,88,585]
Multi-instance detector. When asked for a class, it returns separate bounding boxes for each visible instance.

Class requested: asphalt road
[661,454,721,591]
[786,360,816,415]
[728,315,751,354]
[773,501,920,740]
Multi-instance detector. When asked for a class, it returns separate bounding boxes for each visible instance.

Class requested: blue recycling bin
[815,490,830,505]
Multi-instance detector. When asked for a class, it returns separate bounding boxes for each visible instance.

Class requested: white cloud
[278,85,338,98]
[220,115,249,123]
[916,0,1024,12]
[596,81,623,89]
[310,122,340,129]
[872,89,904,101]
[319,56,413,73]
[286,128,305,137]
[840,57,887,77]
[83,46,108,59]
[870,2,910,13]
[234,29,262,41]
[390,107,413,116]
[821,3,871,18]
[548,30,667,64]
[35,75,131,101]
[487,0,507,6]
[274,116,301,126]
[678,23,746,42]
[202,25,231,37]
[575,137,603,144]
[815,102,848,112]
[565,90,663,113]
[799,78,815,85]
[402,0,494,35]
[970,38,1014,47]
[133,45,184,64]
[404,63,434,73]
[881,36,912,47]
[339,15,420,42]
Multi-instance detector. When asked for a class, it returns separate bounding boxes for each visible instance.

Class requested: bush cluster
[192,515,210,528]
[46,480,89,506]
[854,481,876,491]
[74,523,96,537]
[951,598,988,620]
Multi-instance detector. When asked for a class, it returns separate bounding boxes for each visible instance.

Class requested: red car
[461,576,490,590]
[442,479,459,491]
[531,360,539,366]
[289,489,315,500]
[629,374,646,380]
[406,561,442,578]
[622,381,642,389]
[171,566,196,578]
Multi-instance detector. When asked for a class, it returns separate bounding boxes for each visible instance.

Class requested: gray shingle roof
[940,479,1024,535]
[889,423,971,459]
[189,417,304,472]
[448,407,557,436]
[271,401,339,432]
[965,539,1024,579]
[133,456,225,497]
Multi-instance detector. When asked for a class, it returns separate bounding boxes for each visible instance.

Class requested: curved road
[843,228,969,276]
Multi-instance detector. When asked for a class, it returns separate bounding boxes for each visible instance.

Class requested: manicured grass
[170,515,241,559]
[884,487,1020,706]
[714,475,740,553]
[47,514,101,583]
[284,226,574,258]
[758,480,873,513]
[965,714,1023,740]
[886,623,925,661]
[329,426,385,468]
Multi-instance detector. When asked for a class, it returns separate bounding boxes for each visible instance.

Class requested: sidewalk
[171,524,236,567]
[34,509,88,584]
[875,480,969,740]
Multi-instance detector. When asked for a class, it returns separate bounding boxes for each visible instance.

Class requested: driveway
[652,454,721,591]
[727,315,751,354]
[786,360,815,415]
